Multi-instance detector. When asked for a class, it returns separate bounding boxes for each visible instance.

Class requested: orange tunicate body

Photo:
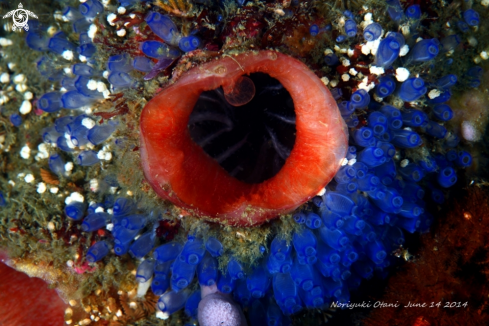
[140,50,348,226]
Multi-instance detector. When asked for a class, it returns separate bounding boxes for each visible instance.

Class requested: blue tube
[463,9,480,26]
[324,53,339,66]
[455,150,472,168]
[76,150,99,166]
[129,231,156,259]
[107,53,133,72]
[423,120,447,138]
[72,18,91,34]
[113,225,138,245]
[366,240,387,264]
[379,105,402,129]
[401,109,427,127]
[336,35,347,43]
[217,270,236,293]
[320,208,344,229]
[316,240,340,266]
[345,114,359,128]
[405,4,421,20]
[267,300,283,325]
[292,229,317,264]
[57,137,74,152]
[79,0,104,18]
[399,201,424,218]
[38,92,63,113]
[133,56,155,72]
[367,111,387,136]
[375,75,396,97]
[81,213,111,232]
[88,124,117,145]
[151,275,169,296]
[305,212,322,229]
[270,236,291,262]
[113,240,130,256]
[309,24,319,36]
[373,159,397,186]
[234,280,251,306]
[65,202,86,220]
[432,104,453,121]
[73,76,103,99]
[145,12,180,46]
[350,89,370,109]
[136,259,155,283]
[353,162,368,179]
[440,34,461,51]
[345,19,357,37]
[273,273,300,314]
[291,257,315,291]
[61,91,94,109]
[356,173,380,192]
[429,90,452,104]
[47,154,65,176]
[179,238,205,265]
[42,126,61,144]
[86,241,110,263]
[435,74,457,89]
[352,127,375,147]
[62,6,83,21]
[409,39,439,62]
[324,191,355,215]
[141,41,172,59]
[205,237,224,257]
[293,211,306,224]
[375,33,402,68]
[437,167,457,188]
[267,251,292,274]
[108,72,134,89]
[346,146,356,160]
[70,126,89,147]
[157,289,190,315]
[363,23,382,42]
[464,66,483,88]
[369,186,403,214]
[319,227,350,251]
[398,77,427,102]
[391,129,422,148]
[72,63,94,76]
[36,56,64,82]
[386,0,403,22]
[401,182,425,203]
[338,101,355,116]
[48,37,76,55]
[113,197,136,218]
[334,165,356,184]
[154,260,172,276]
[120,214,146,230]
[26,32,49,51]
[399,163,424,182]
[197,254,218,286]
[227,258,245,280]
[357,147,386,167]
[247,264,270,298]
[184,291,200,319]
[61,77,77,91]
[179,36,200,52]
[153,241,183,262]
[376,141,396,159]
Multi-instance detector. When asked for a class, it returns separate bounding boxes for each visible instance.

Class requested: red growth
[363,186,489,326]
[139,51,348,226]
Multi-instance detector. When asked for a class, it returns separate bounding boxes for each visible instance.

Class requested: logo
[2,3,38,32]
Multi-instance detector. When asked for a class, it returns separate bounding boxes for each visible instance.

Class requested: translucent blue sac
[357,147,386,167]
[79,0,104,19]
[62,6,83,21]
[112,197,136,218]
[319,226,350,251]
[153,241,183,262]
[316,240,341,265]
[228,258,246,280]
[336,182,358,195]
[86,240,110,263]
[370,186,403,214]
[386,0,403,22]
[356,173,380,192]
[61,91,94,109]
[324,191,356,215]
[405,4,421,20]
[130,231,156,259]
[396,216,420,233]
[291,257,315,291]
[76,150,99,166]
[399,201,424,218]
[48,37,76,55]
[338,101,355,116]
[42,126,61,144]
[205,237,224,257]
[440,34,461,52]
[378,105,402,130]
[267,251,293,274]
[346,146,356,160]
[87,123,117,145]
[399,163,424,182]
[179,36,200,52]
[72,63,95,76]
[336,35,347,43]
[432,104,453,121]
[151,275,170,296]
[324,53,339,66]
[145,12,180,46]
[353,127,375,147]
[65,202,86,220]
[435,74,457,89]
[38,92,63,113]
[292,211,306,224]
[391,129,422,148]
[455,150,472,168]
[376,141,396,159]
[10,113,22,128]
[72,17,91,34]
[375,33,402,68]
[270,236,292,261]
[26,32,49,51]
[305,212,322,229]
[464,66,483,88]
[334,165,356,184]
[292,229,317,264]
[363,23,382,42]
[197,254,218,286]
[320,208,344,229]
[133,56,155,72]
[70,126,89,147]
[157,289,190,315]
[344,19,357,38]
[309,24,319,36]
[367,111,387,136]
[247,264,270,298]
[463,9,480,26]
[81,212,111,232]
[273,273,301,315]
[401,109,427,127]
[398,77,427,102]
[107,53,133,73]
[373,159,397,185]
[0,192,6,207]
[267,300,283,326]
[108,72,134,89]
[136,259,155,283]
[154,260,172,277]
[77,42,96,58]
[218,271,236,294]
[234,280,252,306]
[401,182,425,203]
[437,167,457,188]
[179,238,205,265]
[112,225,139,245]
[141,41,173,59]
[184,290,200,319]
[57,137,74,152]
[350,89,370,109]
[423,120,447,138]
[409,38,439,62]
[366,240,387,264]
[375,75,396,98]
[345,114,360,128]
[120,214,146,230]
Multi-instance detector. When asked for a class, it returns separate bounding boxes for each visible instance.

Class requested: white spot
[62,50,74,61]
[65,192,85,205]
[50,187,59,194]
[136,277,152,298]
[329,79,339,87]
[24,91,33,100]
[364,13,372,22]
[129,13,136,19]
[369,66,385,75]
[347,48,355,57]
[8,180,15,186]
[341,58,350,67]
[480,51,488,60]
[461,120,480,142]
[24,174,35,183]
[428,89,441,99]
[348,158,357,165]
[90,179,99,192]
[106,223,114,231]
[20,145,30,159]
[37,182,47,194]
[82,118,96,129]
[107,13,117,26]
[118,6,126,14]
[340,158,348,166]
[16,83,28,93]
[0,38,12,46]
[97,82,108,93]
[7,63,16,70]
[316,188,326,196]
[79,55,87,62]
[0,73,10,83]
[399,44,409,56]
[86,79,98,90]
[107,208,113,214]
[320,77,329,86]
[116,29,126,37]
[13,74,25,84]
[400,159,409,168]
[88,24,98,39]
[341,74,350,82]
[19,100,32,114]
[103,71,109,79]
[65,162,74,172]
[467,36,478,47]
[395,67,410,82]
[349,68,358,76]
[95,206,104,213]
[324,48,333,55]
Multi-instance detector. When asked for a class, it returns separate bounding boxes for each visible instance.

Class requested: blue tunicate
[107,53,133,73]
[179,36,200,52]
[157,289,190,315]
[463,9,479,27]
[87,123,117,145]
[357,147,386,167]
[410,38,439,62]
[350,89,370,109]
[399,163,424,182]
[352,127,375,147]
[330,88,342,99]
[234,280,252,306]
[78,42,96,58]
[38,92,63,113]
[0,192,6,207]
[9,114,22,127]
[72,63,94,76]
[368,111,387,136]
[401,109,427,127]
[61,77,77,91]
[70,126,89,147]
[113,225,139,246]
[336,35,347,43]
[267,252,292,274]
[309,24,319,36]
[72,18,91,34]
[334,165,356,184]
[61,90,94,109]
[112,197,136,218]
[319,227,350,251]
[375,75,396,97]
[81,213,110,232]
[205,237,223,257]
[247,263,270,298]
[79,0,104,19]
[356,173,380,192]
[401,182,425,203]
[197,254,218,286]
[292,211,306,224]
[86,240,110,262]
[136,259,155,283]
[108,72,134,89]
[65,202,86,220]
[396,216,420,233]
[154,241,183,262]
[369,186,403,214]
[373,159,397,185]
[437,167,457,188]
[305,212,322,229]
[273,273,301,315]
[445,133,460,147]
[375,33,402,68]
[320,208,344,229]
[399,201,424,218]
[435,74,457,89]
[36,56,64,82]
[184,291,200,319]
[26,32,49,51]
[346,146,356,160]
[292,229,317,264]
[366,240,387,264]
[154,259,173,277]
[145,12,180,46]
[455,150,472,168]
[405,4,421,20]
[391,129,422,148]
[217,270,236,294]
[57,137,74,152]
[386,0,403,22]
[363,23,382,42]
[432,104,453,121]
[398,77,427,102]
[341,247,358,267]
[430,187,445,204]
[343,10,354,19]
[180,238,205,265]
[141,41,172,59]
[228,258,245,280]
[338,101,355,116]
[48,37,76,55]
[336,182,358,194]
[151,275,169,296]
[324,191,356,215]
[133,56,155,72]
[76,150,99,166]
[291,257,315,291]
[376,141,396,159]
[423,120,447,138]
[120,214,147,230]
[62,6,83,21]
[267,300,283,326]
[440,34,461,52]
[42,126,61,144]
[270,236,291,262]
[129,231,156,259]
[353,162,369,179]
[316,240,340,265]
[465,66,483,88]
[345,19,357,38]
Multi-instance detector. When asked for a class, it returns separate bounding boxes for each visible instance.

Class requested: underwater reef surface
[1,0,489,325]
